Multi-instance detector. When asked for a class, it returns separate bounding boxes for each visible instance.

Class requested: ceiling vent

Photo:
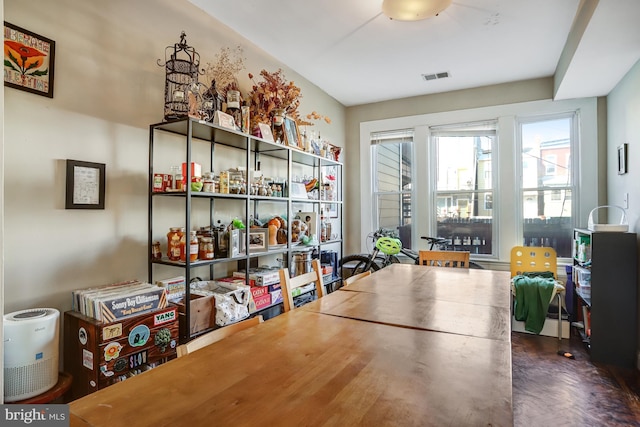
[422,71,450,81]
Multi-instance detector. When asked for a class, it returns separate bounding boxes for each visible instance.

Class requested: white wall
[607,59,640,231]
[2,1,344,318]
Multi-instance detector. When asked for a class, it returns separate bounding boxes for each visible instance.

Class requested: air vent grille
[422,71,450,81]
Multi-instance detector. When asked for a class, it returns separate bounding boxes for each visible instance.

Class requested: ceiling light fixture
[382,0,452,21]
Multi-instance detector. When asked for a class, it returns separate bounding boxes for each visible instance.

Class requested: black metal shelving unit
[148,117,343,341]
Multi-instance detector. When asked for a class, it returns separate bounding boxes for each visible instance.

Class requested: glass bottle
[180,231,199,262]
[151,241,162,260]
[199,237,214,260]
[173,166,184,191]
[167,227,184,261]
[202,172,215,193]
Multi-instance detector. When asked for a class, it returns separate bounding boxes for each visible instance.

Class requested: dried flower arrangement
[203,45,246,100]
[247,69,302,132]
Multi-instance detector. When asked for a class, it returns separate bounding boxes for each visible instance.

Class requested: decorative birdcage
[157,31,203,120]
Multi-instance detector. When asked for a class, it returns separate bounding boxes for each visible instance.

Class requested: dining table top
[69,264,514,427]
[340,263,512,308]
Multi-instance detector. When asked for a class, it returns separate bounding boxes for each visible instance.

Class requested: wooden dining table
[69,264,514,427]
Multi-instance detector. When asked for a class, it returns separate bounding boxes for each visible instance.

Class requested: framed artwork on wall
[65,160,106,210]
[4,22,55,98]
[618,143,628,175]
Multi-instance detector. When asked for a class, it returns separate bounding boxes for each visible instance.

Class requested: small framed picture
[65,159,106,209]
[249,228,268,252]
[325,203,338,219]
[283,116,301,149]
[618,143,628,175]
[290,182,308,199]
[229,229,245,258]
[258,123,274,142]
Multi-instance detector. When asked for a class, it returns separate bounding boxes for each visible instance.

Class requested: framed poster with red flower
[4,22,55,98]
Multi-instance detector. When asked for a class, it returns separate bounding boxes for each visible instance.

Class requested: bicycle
[339,229,482,283]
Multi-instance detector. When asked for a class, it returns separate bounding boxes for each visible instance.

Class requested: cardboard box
[270,289,283,305]
[233,269,280,286]
[249,286,269,300]
[175,293,214,335]
[249,293,271,313]
[219,171,230,194]
[182,162,202,179]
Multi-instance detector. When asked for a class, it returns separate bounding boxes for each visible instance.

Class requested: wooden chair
[343,270,371,287]
[418,250,471,268]
[176,315,264,357]
[279,258,326,312]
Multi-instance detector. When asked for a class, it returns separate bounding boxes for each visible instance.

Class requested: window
[431,122,496,256]
[371,130,413,248]
[518,114,576,257]
[361,98,596,264]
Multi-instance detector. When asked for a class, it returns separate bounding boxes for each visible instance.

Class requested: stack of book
[72,280,168,323]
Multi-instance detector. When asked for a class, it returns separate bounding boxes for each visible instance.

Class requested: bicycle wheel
[339,255,382,282]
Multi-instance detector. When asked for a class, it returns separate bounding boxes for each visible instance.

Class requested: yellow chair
[418,250,470,268]
[510,246,568,339]
[176,315,264,357]
[343,270,372,287]
[279,258,326,312]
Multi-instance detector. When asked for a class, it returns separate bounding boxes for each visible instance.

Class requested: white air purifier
[3,308,60,402]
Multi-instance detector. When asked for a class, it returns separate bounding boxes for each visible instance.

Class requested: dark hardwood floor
[512,330,640,426]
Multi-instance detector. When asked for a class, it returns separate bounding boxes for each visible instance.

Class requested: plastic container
[587,205,628,232]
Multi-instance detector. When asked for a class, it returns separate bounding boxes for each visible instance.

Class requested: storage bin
[175,293,215,336]
[191,280,250,326]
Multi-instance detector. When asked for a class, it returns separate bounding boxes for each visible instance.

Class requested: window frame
[429,123,498,258]
[370,130,415,246]
[515,111,580,260]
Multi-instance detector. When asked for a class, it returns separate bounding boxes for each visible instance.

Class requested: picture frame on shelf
[290,182,308,199]
[325,203,338,219]
[213,110,236,131]
[4,22,55,98]
[249,228,268,252]
[257,123,274,142]
[283,116,301,149]
[229,229,246,258]
[65,159,106,210]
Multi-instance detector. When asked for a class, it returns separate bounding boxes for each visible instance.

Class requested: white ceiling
[188,0,640,107]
